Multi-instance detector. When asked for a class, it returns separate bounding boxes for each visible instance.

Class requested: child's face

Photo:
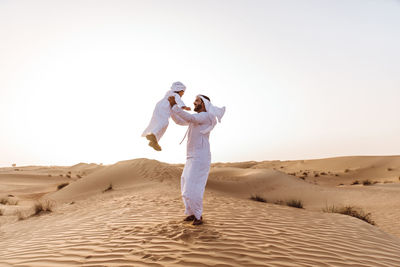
[178,91,184,97]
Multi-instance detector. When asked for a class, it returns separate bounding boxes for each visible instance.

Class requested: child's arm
[174,94,186,108]
[182,106,191,111]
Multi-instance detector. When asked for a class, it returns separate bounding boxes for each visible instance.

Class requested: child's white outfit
[142,81,186,142]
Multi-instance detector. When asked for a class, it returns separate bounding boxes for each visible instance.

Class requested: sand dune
[1,156,400,266]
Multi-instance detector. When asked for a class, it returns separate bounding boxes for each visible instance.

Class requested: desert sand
[1,156,400,266]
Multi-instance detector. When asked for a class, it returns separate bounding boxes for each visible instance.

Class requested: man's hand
[168,96,177,107]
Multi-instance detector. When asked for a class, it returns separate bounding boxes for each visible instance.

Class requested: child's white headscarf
[164,81,186,98]
[171,81,186,92]
[198,95,226,134]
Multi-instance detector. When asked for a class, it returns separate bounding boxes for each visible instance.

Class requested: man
[168,94,225,225]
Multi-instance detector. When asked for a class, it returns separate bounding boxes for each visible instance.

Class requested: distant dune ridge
[1,156,400,266]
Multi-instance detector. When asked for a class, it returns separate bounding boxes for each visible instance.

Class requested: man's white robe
[171,105,212,220]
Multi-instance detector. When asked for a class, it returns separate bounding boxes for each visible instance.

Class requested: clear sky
[1,0,399,167]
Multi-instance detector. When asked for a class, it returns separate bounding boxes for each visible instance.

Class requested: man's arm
[171,105,208,124]
[168,95,208,124]
[171,112,189,126]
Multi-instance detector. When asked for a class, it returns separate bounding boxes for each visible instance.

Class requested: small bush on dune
[0,196,18,205]
[33,199,55,215]
[0,197,7,205]
[103,183,113,193]
[286,199,303,209]
[362,180,372,186]
[323,205,375,225]
[387,168,393,171]
[344,169,350,173]
[250,195,267,203]
[249,195,304,209]
[0,208,3,216]
[274,199,303,209]
[57,182,69,190]
[351,180,359,185]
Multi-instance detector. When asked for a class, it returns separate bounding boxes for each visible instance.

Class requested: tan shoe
[146,134,162,151]
[146,134,157,143]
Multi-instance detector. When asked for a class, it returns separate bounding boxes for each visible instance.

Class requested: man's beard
[194,104,202,112]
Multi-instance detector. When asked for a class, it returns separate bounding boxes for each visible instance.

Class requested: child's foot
[146,134,162,151]
[149,141,162,151]
[146,133,157,143]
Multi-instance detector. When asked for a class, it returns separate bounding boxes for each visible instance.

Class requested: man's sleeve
[171,112,189,126]
[172,105,208,124]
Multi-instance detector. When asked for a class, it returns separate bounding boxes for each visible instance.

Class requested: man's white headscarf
[198,95,226,134]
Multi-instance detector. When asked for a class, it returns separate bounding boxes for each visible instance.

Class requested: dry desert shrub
[250,195,303,209]
[250,195,267,203]
[274,199,304,209]
[103,183,113,193]
[362,180,378,186]
[0,197,7,205]
[0,196,19,205]
[57,182,69,190]
[286,199,303,209]
[362,180,372,186]
[323,205,375,225]
[387,168,393,171]
[344,169,350,173]
[33,199,55,215]
[351,180,360,185]
[0,208,3,216]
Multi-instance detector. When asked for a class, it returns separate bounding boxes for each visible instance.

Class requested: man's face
[193,97,204,112]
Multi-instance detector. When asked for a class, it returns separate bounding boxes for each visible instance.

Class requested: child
[142,81,191,151]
